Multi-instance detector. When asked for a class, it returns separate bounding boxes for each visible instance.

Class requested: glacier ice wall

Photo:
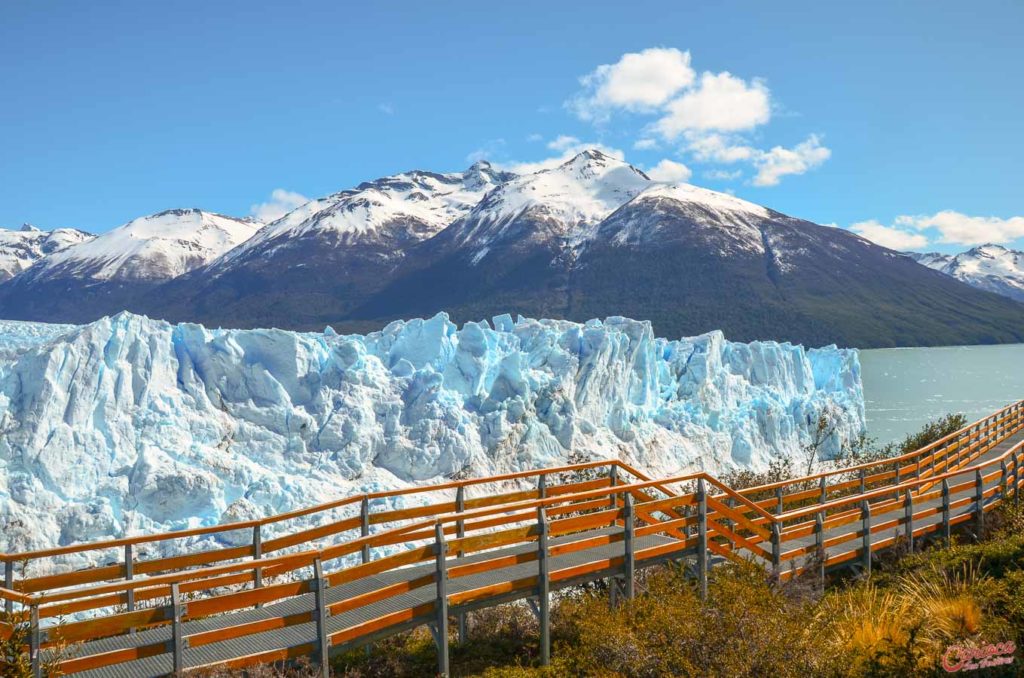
[0,312,863,558]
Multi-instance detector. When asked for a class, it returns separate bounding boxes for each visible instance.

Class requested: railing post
[360,495,371,564]
[29,603,41,678]
[893,466,901,501]
[3,559,13,615]
[941,479,951,546]
[1000,461,1009,504]
[819,476,827,505]
[609,464,618,510]
[696,478,708,599]
[623,494,636,601]
[814,511,825,587]
[915,458,922,480]
[860,500,872,578]
[252,525,262,591]
[170,582,184,678]
[537,506,550,666]
[538,473,547,500]
[975,469,985,540]
[904,489,914,552]
[775,486,784,515]
[1014,451,1021,509]
[456,485,467,645]
[770,521,782,582]
[434,521,449,678]
[313,557,330,678]
[124,544,135,613]
[859,468,866,495]
[724,496,735,549]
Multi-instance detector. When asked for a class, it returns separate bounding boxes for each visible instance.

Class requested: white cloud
[655,72,770,139]
[562,47,830,188]
[465,138,507,164]
[570,47,695,121]
[704,169,743,181]
[377,103,394,115]
[685,132,757,164]
[751,134,831,187]
[851,220,930,251]
[526,133,543,142]
[547,135,581,151]
[646,159,692,183]
[685,132,830,186]
[896,211,1024,246]
[250,189,309,223]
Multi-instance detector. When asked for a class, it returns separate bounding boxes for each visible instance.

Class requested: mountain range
[909,244,1024,303]
[1,150,1023,349]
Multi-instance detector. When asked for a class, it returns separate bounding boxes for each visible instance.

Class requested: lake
[860,342,1024,445]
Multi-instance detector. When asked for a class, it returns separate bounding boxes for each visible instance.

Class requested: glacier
[0,312,863,567]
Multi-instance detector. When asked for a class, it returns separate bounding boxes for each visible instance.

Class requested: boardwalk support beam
[434,521,450,677]
[4,559,13,615]
[313,557,330,678]
[904,489,914,553]
[29,604,41,678]
[1013,451,1021,509]
[252,525,263,592]
[696,478,709,598]
[609,464,619,510]
[171,582,184,677]
[623,494,636,601]
[861,501,871,578]
[941,479,952,546]
[456,485,467,644]
[814,512,825,587]
[975,469,985,540]
[360,495,371,564]
[537,506,550,666]
[124,543,135,613]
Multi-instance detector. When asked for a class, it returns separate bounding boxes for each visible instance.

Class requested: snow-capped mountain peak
[0,224,94,281]
[33,208,262,282]
[635,182,770,219]
[453,149,652,252]
[592,181,772,253]
[910,243,1024,302]
[230,162,518,260]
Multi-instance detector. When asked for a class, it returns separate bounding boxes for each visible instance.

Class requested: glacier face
[0,312,863,563]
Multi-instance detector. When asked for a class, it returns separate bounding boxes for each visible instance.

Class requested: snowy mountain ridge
[0,224,93,281]
[29,208,263,281]
[0,311,863,563]
[227,161,517,263]
[5,150,1024,347]
[909,244,1024,302]
[450,150,652,257]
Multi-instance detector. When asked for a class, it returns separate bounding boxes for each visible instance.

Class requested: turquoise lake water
[859,343,1024,445]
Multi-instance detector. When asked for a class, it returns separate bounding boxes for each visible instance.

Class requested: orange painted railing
[0,399,1021,676]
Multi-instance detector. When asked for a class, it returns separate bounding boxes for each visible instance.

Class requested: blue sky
[1,0,1022,253]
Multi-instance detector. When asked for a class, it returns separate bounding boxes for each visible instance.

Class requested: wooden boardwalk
[1,400,1022,677]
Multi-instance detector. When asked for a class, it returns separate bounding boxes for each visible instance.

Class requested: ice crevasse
[0,312,863,560]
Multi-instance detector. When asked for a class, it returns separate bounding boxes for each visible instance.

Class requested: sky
[1,0,1022,253]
